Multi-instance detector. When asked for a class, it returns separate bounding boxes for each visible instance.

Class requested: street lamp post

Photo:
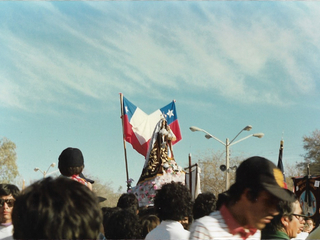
[190,125,264,190]
[34,163,56,178]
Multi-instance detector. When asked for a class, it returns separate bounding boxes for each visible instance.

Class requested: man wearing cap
[58,147,92,190]
[189,156,296,240]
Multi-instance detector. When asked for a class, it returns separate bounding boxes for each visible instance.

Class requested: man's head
[240,189,282,230]
[262,200,305,238]
[305,217,315,233]
[154,181,192,221]
[58,147,84,176]
[193,192,216,220]
[228,156,295,203]
[226,156,295,230]
[234,156,294,201]
[179,216,190,230]
[104,209,142,239]
[12,177,102,239]
[140,214,160,239]
[117,193,139,214]
[0,184,20,224]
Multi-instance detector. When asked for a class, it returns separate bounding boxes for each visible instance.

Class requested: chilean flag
[122,95,182,158]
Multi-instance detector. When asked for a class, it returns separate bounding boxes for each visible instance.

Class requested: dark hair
[193,192,216,220]
[104,209,142,239]
[216,191,229,210]
[226,182,264,206]
[58,165,84,176]
[140,214,160,239]
[102,207,121,234]
[262,199,298,234]
[0,184,20,199]
[117,193,139,214]
[12,177,102,239]
[305,217,315,225]
[154,181,193,221]
[138,206,156,219]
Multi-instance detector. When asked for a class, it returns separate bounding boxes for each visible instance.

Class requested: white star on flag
[125,106,129,112]
[167,110,174,118]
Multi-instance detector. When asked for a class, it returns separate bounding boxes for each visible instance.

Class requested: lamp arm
[229,129,244,145]
[46,166,52,174]
[204,131,225,146]
[46,163,55,174]
[229,134,253,146]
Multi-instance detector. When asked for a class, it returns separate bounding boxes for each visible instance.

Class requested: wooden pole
[120,93,130,191]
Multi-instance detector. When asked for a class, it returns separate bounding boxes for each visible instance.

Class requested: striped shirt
[189,210,261,240]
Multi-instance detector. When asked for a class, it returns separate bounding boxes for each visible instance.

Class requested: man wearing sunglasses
[0,184,20,240]
[261,199,306,239]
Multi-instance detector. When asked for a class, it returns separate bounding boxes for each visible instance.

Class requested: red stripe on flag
[123,114,149,156]
[169,119,182,145]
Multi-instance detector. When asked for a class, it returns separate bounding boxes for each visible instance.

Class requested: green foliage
[0,137,19,183]
[297,129,320,175]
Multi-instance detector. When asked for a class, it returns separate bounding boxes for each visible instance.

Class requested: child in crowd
[58,147,92,190]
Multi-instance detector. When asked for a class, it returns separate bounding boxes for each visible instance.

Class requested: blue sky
[1,1,320,191]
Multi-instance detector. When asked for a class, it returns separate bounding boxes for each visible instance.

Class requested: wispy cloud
[1,2,320,113]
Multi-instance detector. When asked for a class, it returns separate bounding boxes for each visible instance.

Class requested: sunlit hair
[0,184,20,199]
[193,192,216,219]
[154,181,193,221]
[12,177,102,239]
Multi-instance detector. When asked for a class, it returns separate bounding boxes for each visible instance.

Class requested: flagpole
[120,93,130,191]
[277,139,286,182]
[189,153,192,196]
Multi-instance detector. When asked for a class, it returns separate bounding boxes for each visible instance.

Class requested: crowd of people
[1,149,320,239]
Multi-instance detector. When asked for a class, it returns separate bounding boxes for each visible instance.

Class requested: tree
[285,161,304,191]
[197,150,243,197]
[0,137,19,183]
[84,173,122,207]
[297,129,320,175]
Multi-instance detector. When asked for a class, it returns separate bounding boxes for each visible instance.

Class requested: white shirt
[306,226,320,240]
[189,211,261,240]
[0,224,13,240]
[293,231,309,240]
[146,220,190,240]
